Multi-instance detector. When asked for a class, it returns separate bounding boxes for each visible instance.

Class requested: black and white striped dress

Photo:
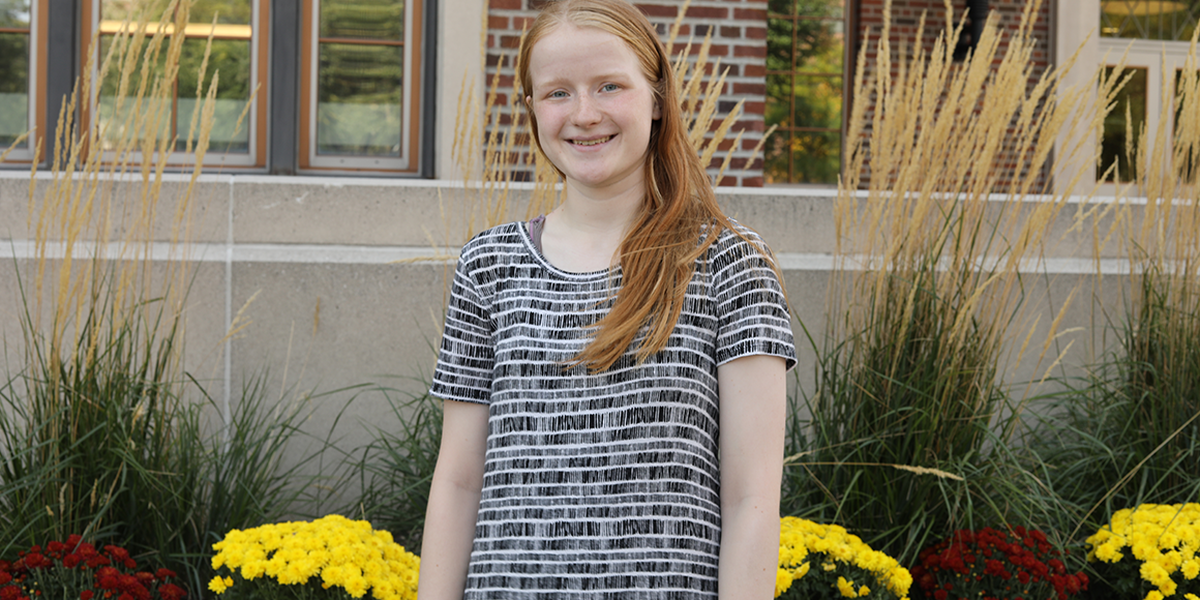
[430,220,796,599]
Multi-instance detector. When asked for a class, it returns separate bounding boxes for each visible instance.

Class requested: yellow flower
[859,585,872,597]
[837,576,858,598]
[207,576,233,595]
[775,569,795,598]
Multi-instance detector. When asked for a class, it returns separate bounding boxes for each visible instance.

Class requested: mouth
[571,135,614,147]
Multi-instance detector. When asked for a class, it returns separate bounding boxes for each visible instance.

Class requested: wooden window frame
[299,0,423,174]
[78,0,270,169]
[0,0,47,164]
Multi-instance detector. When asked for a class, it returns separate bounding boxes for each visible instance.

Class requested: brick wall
[854,0,1055,190]
[485,0,769,186]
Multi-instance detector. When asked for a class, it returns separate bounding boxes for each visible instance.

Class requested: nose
[570,93,602,126]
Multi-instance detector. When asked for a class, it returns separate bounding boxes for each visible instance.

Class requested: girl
[418,0,796,597]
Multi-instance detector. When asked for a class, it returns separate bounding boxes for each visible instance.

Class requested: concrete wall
[0,171,1136,470]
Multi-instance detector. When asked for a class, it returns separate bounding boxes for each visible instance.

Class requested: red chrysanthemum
[157,584,185,600]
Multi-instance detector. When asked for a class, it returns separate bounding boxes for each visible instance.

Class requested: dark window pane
[792,75,843,131]
[0,31,28,147]
[791,130,842,184]
[318,42,403,156]
[794,0,844,18]
[320,0,404,41]
[1176,69,1199,183]
[795,19,843,74]
[766,15,794,71]
[176,38,252,152]
[766,73,793,128]
[763,0,844,184]
[1099,66,1148,182]
[1101,0,1200,41]
[764,128,791,184]
[0,0,30,28]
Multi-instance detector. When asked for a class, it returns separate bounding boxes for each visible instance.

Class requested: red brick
[742,176,764,187]
[511,15,535,30]
[490,0,522,10]
[744,26,766,39]
[720,26,740,37]
[488,15,508,29]
[743,64,765,77]
[685,5,728,18]
[637,3,679,17]
[744,101,764,115]
[733,8,766,20]
[734,82,765,95]
[733,45,766,58]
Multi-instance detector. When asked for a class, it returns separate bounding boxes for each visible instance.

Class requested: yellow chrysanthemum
[837,576,858,598]
[777,517,910,600]
[1089,503,1200,600]
[207,576,233,595]
[209,515,420,600]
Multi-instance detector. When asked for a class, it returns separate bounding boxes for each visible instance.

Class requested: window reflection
[0,0,31,149]
[1101,0,1200,41]
[96,0,253,154]
[1099,66,1148,183]
[765,0,845,184]
[316,0,405,158]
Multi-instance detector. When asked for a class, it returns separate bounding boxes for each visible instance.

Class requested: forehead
[528,24,646,84]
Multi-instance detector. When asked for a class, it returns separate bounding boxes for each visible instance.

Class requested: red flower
[1,587,21,600]
[81,591,94,600]
[46,542,65,554]
[103,547,129,562]
[117,594,133,600]
[157,584,185,600]
[154,570,176,581]
[1017,571,1030,585]
[0,574,10,586]
[63,555,81,569]
[934,591,948,600]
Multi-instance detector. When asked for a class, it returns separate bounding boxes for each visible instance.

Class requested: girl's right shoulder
[458,221,528,260]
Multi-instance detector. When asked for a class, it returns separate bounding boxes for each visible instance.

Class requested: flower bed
[1087,503,1200,600]
[776,516,912,600]
[910,526,1087,600]
[209,514,419,600]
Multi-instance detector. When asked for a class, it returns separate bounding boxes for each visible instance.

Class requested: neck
[538,179,645,273]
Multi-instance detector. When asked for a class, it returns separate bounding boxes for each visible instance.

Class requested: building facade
[1,1,1197,186]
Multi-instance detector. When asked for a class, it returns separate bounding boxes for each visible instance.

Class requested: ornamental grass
[208,515,419,600]
[783,0,1119,564]
[776,516,912,600]
[1,0,330,594]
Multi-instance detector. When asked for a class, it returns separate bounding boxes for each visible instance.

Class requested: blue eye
[601,83,620,92]
[548,90,568,99]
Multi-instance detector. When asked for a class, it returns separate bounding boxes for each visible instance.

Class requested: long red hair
[518,0,746,372]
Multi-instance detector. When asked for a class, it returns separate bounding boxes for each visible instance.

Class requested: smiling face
[526,24,661,197]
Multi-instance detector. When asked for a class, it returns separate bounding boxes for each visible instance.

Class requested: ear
[525,95,533,108]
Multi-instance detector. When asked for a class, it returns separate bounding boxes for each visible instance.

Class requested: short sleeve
[711,229,797,370]
[430,253,495,404]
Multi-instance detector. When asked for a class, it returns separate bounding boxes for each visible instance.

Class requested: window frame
[299,0,423,174]
[763,0,852,186]
[78,0,271,169]
[0,0,46,164]
[1097,36,1196,193]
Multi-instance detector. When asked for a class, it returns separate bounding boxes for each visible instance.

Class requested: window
[1101,0,1199,41]
[2,0,431,174]
[83,0,268,167]
[300,0,422,172]
[1098,1,1199,184]
[764,0,846,185]
[0,0,40,161]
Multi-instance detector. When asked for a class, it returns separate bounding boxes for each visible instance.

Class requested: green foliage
[1028,266,1200,541]
[349,386,443,554]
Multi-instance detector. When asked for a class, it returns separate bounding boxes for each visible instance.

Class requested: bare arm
[717,354,787,600]
[416,399,490,600]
